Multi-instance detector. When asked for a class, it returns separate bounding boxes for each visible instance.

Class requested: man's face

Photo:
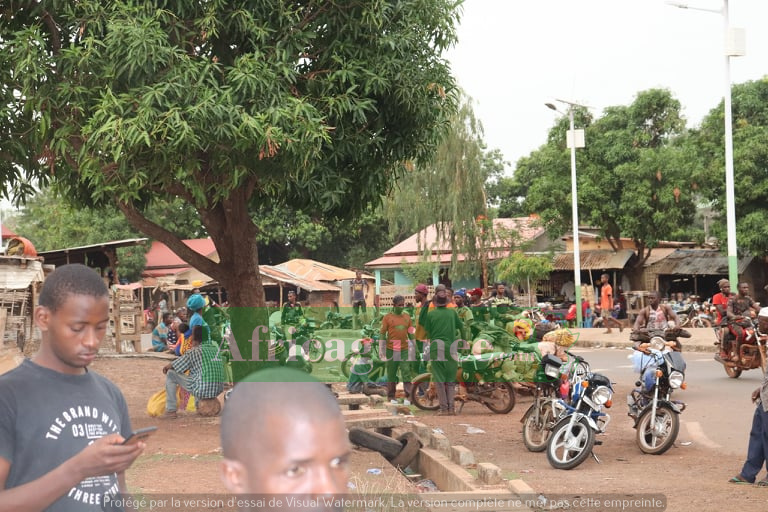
[721,284,731,295]
[35,294,110,375]
[496,285,505,296]
[648,293,660,309]
[454,295,464,307]
[601,275,608,284]
[738,283,750,296]
[393,301,404,314]
[414,291,426,302]
[288,293,296,303]
[241,414,351,500]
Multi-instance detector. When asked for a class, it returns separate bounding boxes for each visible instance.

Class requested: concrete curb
[567,327,719,353]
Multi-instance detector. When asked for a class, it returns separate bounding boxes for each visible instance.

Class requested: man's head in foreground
[220,368,351,502]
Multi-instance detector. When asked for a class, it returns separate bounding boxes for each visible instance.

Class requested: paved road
[566,345,762,456]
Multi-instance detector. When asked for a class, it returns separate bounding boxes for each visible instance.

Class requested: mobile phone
[122,426,158,445]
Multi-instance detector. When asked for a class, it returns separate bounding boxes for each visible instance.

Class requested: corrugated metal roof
[552,249,635,271]
[647,249,754,275]
[0,257,44,289]
[259,265,340,292]
[370,217,546,260]
[276,259,372,282]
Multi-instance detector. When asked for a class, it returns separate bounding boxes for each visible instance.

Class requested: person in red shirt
[380,295,414,402]
[712,279,733,357]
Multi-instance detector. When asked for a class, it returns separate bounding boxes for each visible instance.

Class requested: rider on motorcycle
[631,291,681,353]
[713,279,733,355]
[726,282,761,363]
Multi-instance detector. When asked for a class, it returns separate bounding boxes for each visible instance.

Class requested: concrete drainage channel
[341,393,537,512]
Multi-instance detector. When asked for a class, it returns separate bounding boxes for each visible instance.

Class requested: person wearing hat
[380,295,414,402]
[729,307,768,486]
[422,284,463,415]
[713,279,733,358]
[187,293,211,345]
[453,289,474,345]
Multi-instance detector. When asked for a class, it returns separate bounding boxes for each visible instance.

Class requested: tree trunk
[117,192,272,381]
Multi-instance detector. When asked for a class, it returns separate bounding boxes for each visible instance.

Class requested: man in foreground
[220,368,351,511]
[0,264,144,511]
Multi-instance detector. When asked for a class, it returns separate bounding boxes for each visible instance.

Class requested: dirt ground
[93,356,768,512]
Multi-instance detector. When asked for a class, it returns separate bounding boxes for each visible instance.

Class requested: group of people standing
[376,282,516,415]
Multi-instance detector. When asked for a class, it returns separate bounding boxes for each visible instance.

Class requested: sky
[445,0,768,172]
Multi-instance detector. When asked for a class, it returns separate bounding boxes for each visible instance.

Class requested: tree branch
[41,10,61,56]
[116,200,222,279]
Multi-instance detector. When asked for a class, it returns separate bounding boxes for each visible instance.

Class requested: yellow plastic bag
[146,390,166,417]
[146,389,196,417]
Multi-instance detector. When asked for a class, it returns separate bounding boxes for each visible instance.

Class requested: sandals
[729,475,752,485]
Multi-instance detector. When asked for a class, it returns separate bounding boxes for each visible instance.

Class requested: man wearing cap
[380,295,414,402]
[454,290,474,344]
[729,307,768,486]
[713,279,733,358]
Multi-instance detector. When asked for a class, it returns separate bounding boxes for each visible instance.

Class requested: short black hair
[221,368,341,460]
[39,264,108,312]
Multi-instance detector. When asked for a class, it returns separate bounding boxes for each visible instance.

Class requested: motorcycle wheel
[635,404,679,455]
[410,373,440,411]
[724,365,742,379]
[522,403,556,452]
[546,416,596,470]
[691,317,711,328]
[304,338,326,363]
[482,382,516,414]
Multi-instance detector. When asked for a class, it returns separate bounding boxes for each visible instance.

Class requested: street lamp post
[546,100,586,326]
[667,0,744,286]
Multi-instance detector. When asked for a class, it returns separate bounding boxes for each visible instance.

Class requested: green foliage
[0,1,460,307]
[506,89,698,266]
[495,252,553,291]
[400,253,437,285]
[691,78,768,256]
[384,94,505,278]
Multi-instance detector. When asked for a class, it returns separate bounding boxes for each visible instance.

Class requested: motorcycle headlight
[668,370,684,389]
[544,363,561,378]
[592,385,612,405]
[649,336,666,351]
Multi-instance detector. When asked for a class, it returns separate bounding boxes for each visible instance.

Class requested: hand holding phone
[122,426,158,445]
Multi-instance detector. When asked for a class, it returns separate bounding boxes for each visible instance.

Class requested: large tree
[1,2,459,366]
[690,78,768,256]
[508,89,698,285]
[383,94,506,283]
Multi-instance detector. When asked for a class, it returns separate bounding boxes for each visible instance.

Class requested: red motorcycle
[714,317,767,378]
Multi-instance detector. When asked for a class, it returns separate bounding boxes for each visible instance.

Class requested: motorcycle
[520,350,590,452]
[627,330,688,455]
[410,350,518,414]
[676,303,712,328]
[320,310,354,330]
[545,367,613,470]
[271,317,326,363]
[714,316,767,378]
[340,325,386,382]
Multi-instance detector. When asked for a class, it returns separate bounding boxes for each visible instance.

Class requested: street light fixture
[667,0,744,286]
[546,99,586,326]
